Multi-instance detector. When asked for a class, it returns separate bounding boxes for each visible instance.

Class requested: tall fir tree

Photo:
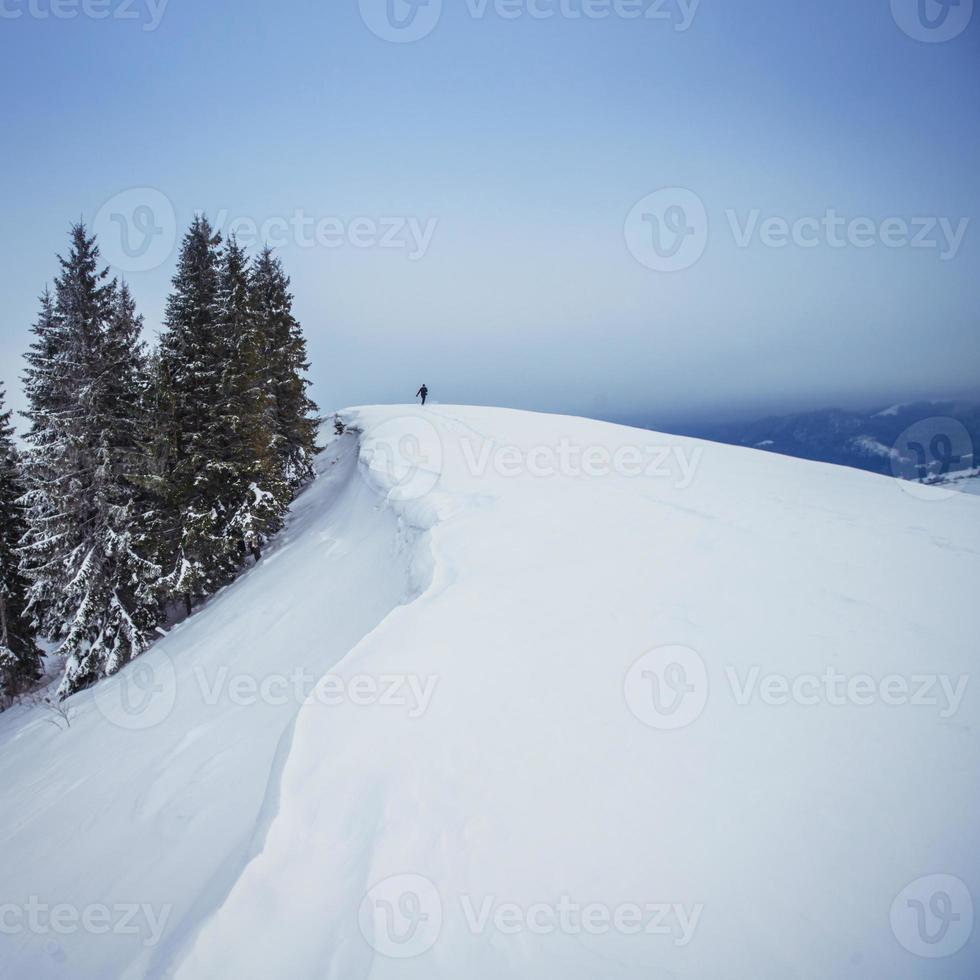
[20,226,160,696]
[251,247,320,489]
[19,287,73,635]
[156,216,241,612]
[20,229,115,640]
[0,385,43,702]
[57,282,161,692]
[217,237,288,560]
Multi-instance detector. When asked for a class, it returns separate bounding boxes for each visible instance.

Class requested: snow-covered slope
[2,406,978,979]
[0,431,424,980]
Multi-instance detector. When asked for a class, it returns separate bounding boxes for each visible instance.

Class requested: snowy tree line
[0,217,319,703]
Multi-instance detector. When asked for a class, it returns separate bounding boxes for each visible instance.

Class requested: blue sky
[0,0,977,425]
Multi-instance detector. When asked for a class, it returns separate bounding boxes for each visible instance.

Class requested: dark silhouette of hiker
[416,384,428,406]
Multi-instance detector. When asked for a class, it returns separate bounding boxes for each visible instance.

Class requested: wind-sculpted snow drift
[1,406,978,979]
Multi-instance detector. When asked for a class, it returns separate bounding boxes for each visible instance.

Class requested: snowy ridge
[173,406,978,980]
[1,405,978,979]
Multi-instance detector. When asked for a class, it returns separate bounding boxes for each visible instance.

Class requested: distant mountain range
[666,399,980,486]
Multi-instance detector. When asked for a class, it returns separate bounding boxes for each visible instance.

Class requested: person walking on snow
[416,384,428,406]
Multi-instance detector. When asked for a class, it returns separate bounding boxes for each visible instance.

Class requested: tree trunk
[0,594,9,649]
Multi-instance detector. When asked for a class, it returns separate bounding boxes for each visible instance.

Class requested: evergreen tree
[156,216,240,612]
[19,287,72,635]
[57,282,161,692]
[217,237,288,561]
[20,229,115,641]
[157,227,310,610]
[0,385,43,702]
[20,226,160,697]
[251,247,320,488]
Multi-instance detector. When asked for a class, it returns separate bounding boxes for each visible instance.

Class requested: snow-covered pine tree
[217,237,289,561]
[156,216,241,613]
[250,247,320,489]
[0,385,43,702]
[64,282,162,681]
[20,228,117,650]
[20,226,161,696]
[19,287,73,636]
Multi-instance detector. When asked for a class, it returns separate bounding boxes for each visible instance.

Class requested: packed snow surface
[1,405,978,979]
